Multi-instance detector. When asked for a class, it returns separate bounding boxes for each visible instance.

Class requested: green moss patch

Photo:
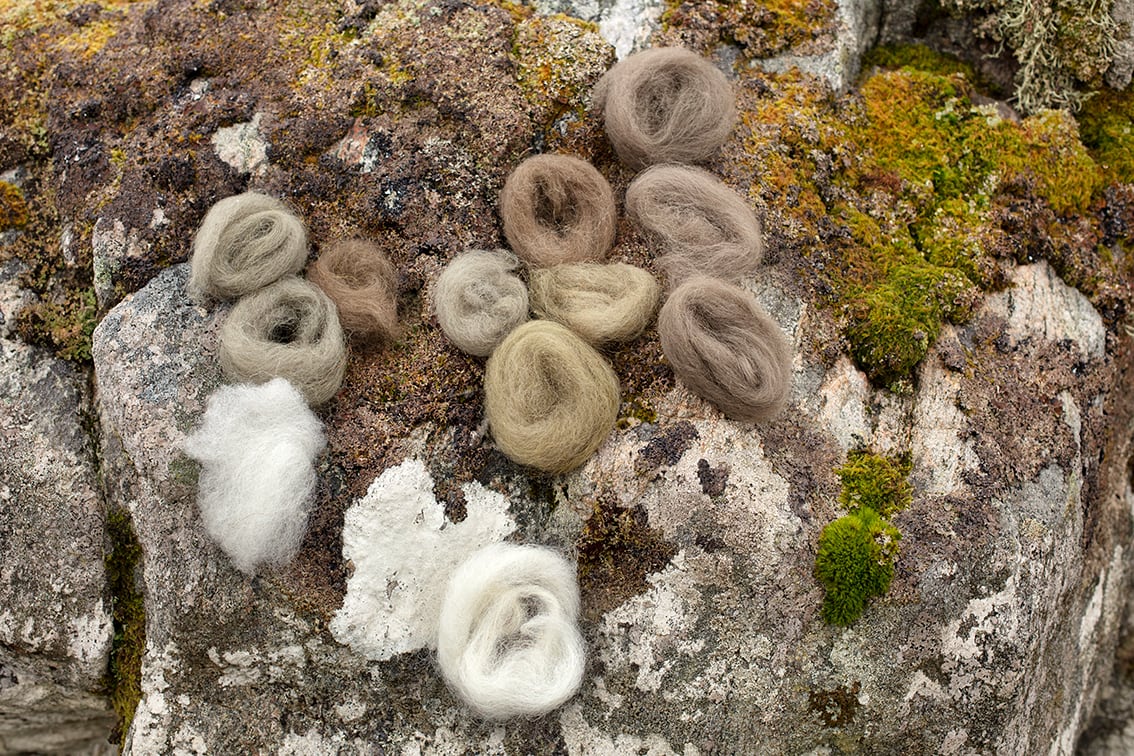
[15,287,99,362]
[1077,88,1134,184]
[103,507,145,748]
[0,182,29,231]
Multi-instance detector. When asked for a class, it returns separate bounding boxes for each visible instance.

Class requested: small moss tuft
[0,181,29,231]
[815,506,900,626]
[15,287,99,362]
[103,507,145,748]
[1077,88,1134,184]
[863,43,978,83]
[836,450,913,517]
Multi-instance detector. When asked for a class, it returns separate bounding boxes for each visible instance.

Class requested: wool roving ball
[433,249,529,357]
[591,47,735,170]
[529,262,660,346]
[484,321,620,474]
[626,164,764,287]
[307,239,400,346]
[219,276,347,406]
[189,192,308,302]
[499,154,617,268]
[182,378,325,575]
[436,542,586,720]
[658,276,791,423]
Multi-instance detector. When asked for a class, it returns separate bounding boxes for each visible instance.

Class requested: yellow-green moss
[862,43,978,82]
[1077,88,1134,184]
[15,287,99,362]
[0,182,29,231]
[103,507,145,748]
[835,450,913,518]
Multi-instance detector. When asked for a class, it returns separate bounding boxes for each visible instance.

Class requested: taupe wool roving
[658,276,791,423]
[307,239,400,346]
[219,276,347,406]
[436,542,586,720]
[499,154,617,268]
[529,262,660,345]
[433,249,530,357]
[626,164,764,286]
[484,321,620,474]
[189,192,308,302]
[592,47,735,170]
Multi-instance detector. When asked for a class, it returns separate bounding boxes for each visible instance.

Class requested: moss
[862,44,977,82]
[15,287,100,362]
[0,181,29,231]
[815,506,900,626]
[661,0,837,59]
[835,450,913,518]
[103,507,145,748]
[1076,88,1134,184]
[510,14,614,122]
[617,395,658,429]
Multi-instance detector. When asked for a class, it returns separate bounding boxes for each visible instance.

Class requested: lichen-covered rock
[0,336,115,752]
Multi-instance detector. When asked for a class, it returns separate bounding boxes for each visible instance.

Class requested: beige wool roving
[499,154,617,268]
[219,276,347,406]
[484,321,620,474]
[529,262,660,346]
[592,47,736,170]
[626,164,764,286]
[433,249,530,357]
[436,542,586,720]
[658,276,791,423]
[307,239,400,346]
[189,192,308,302]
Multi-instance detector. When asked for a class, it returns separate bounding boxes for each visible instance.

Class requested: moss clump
[661,0,838,59]
[815,450,911,626]
[1077,88,1134,184]
[103,507,145,747]
[510,14,614,122]
[863,44,978,82]
[15,287,99,362]
[0,181,29,231]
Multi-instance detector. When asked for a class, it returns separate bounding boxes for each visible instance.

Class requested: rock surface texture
[2,0,1134,754]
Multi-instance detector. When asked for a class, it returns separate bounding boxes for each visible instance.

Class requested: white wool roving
[181,377,325,574]
[436,542,586,720]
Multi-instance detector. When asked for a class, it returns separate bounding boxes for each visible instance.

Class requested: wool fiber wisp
[436,542,586,720]
[181,378,326,575]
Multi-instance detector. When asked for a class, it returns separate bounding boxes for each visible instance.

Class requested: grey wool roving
[658,276,791,423]
[484,320,620,474]
[436,542,586,720]
[219,276,347,406]
[592,47,736,170]
[529,262,660,346]
[189,192,308,302]
[182,377,325,575]
[626,164,764,287]
[433,249,530,357]
[499,154,617,268]
[307,239,400,346]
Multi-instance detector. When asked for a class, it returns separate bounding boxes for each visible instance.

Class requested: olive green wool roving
[592,47,735,171]
[658,277,791,423]
[189,192,308,302]
[484,321,620,474]
[499,154,617,268]
[308,239,400,346]
[529,262,659,346]
[219,276,347,406]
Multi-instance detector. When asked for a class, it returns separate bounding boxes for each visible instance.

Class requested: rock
[1107,0,1134,89]
[0,337,115,753]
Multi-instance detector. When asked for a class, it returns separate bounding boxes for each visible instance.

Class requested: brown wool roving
[484,321,620,474]
[499,154,617,268]
[529,262,660,346]
[189,192,308,302]
[219,276,347,406]
[433,249,530,357]
[626,164,763,286]
[307,239,399,346]
[592,47,735,171]
[658,276,791,423]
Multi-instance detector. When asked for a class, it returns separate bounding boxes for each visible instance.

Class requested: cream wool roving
[658,276,792,423]
[436,542,586,720]
[499,154,617,268]
[529,262,660,346]
[626,164,764,287]
[592,47,736,170]
[219,276,347,406]
[189,192,308,302]
[433,249,529,357]
[484,320,620,474]
[181,378,325,575]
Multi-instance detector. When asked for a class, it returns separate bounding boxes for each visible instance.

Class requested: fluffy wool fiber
[307,239,400,346]
[499,154,617,268]
[189,192,308,302]
[592,47,735,170]
[529,262,660,345]
[181,378,325,575]
[658,276,791,423]
[219,276,347,406]
[626,164,764,286]
[436,542,586,720]
[433,249,529,357]
[484,320,620,473]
